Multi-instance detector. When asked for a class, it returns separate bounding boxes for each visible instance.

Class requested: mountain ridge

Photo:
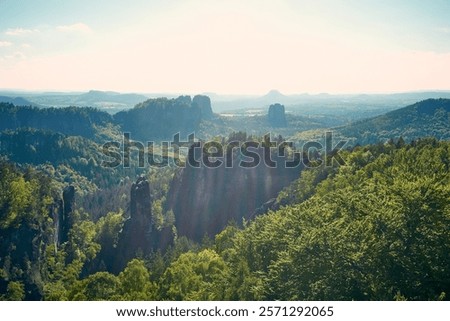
[337,98,450,145]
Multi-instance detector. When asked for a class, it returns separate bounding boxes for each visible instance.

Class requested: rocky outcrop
[268,103,287,127]
[113,177,152,272]
[57,185,75,244]
[112,177,172,273]
[114,95,213,140]
[193,95,213,119]
[166,144,302,242]
[129,177,152,228]
[176,95,192,106]
[0,181,75,300]
[251,198,277,217]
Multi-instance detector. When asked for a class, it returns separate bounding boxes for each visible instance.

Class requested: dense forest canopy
[0,97,449,301]
[0,103,113,139]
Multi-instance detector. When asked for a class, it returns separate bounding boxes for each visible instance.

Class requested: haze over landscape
[1,0,450,94]
[0,0,449,305]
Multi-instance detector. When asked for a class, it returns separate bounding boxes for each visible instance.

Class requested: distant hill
[8,90,149,113]
[114,95,206,140]
[259,89,289,103]
[211,90,450,112]
[0,96,38,107]
[76,90,149,107]
[0,103,113,139]
[337,98,450,145]
[0,94,213,142]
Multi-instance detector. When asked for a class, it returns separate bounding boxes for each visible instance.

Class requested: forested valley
[0,97,449,301]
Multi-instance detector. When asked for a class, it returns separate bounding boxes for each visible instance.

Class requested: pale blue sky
[1,0,449,94]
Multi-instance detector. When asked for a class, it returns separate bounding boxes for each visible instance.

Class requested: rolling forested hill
[0,103,114,139]
[0,97,449,301]
[336,98,450,145]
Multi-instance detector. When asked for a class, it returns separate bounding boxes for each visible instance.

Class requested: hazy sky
[1,0,450,94]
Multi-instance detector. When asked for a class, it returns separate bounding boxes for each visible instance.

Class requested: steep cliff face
[113,177,152,272]
[193,95,213,120]
[50,185,76,247]
[112,177,172,273]
[0,162,74,300]
[166,145,302,241]
[59,186,75,244]
[114,95,209,140]
[268,103,287,127]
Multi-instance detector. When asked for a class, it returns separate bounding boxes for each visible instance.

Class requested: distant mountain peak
[85,90,120,96]
[259,90,290,105]
[264,89,285,98]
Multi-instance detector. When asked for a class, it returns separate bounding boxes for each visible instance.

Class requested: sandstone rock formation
[113,177,152,271]
[58,185,75,244]
[114,95,213,140]
[112,177,172,273]
[268,103,287,127]
[166,143,302,241]
[193,95,213,119]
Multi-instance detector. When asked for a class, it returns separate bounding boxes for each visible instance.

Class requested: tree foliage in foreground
[219,139,450,300]
[1,139,449,301]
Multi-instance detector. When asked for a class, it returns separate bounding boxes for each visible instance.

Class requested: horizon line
[1,88,450,97]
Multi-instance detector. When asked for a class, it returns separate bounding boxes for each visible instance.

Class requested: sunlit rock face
[167,144,302,242]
